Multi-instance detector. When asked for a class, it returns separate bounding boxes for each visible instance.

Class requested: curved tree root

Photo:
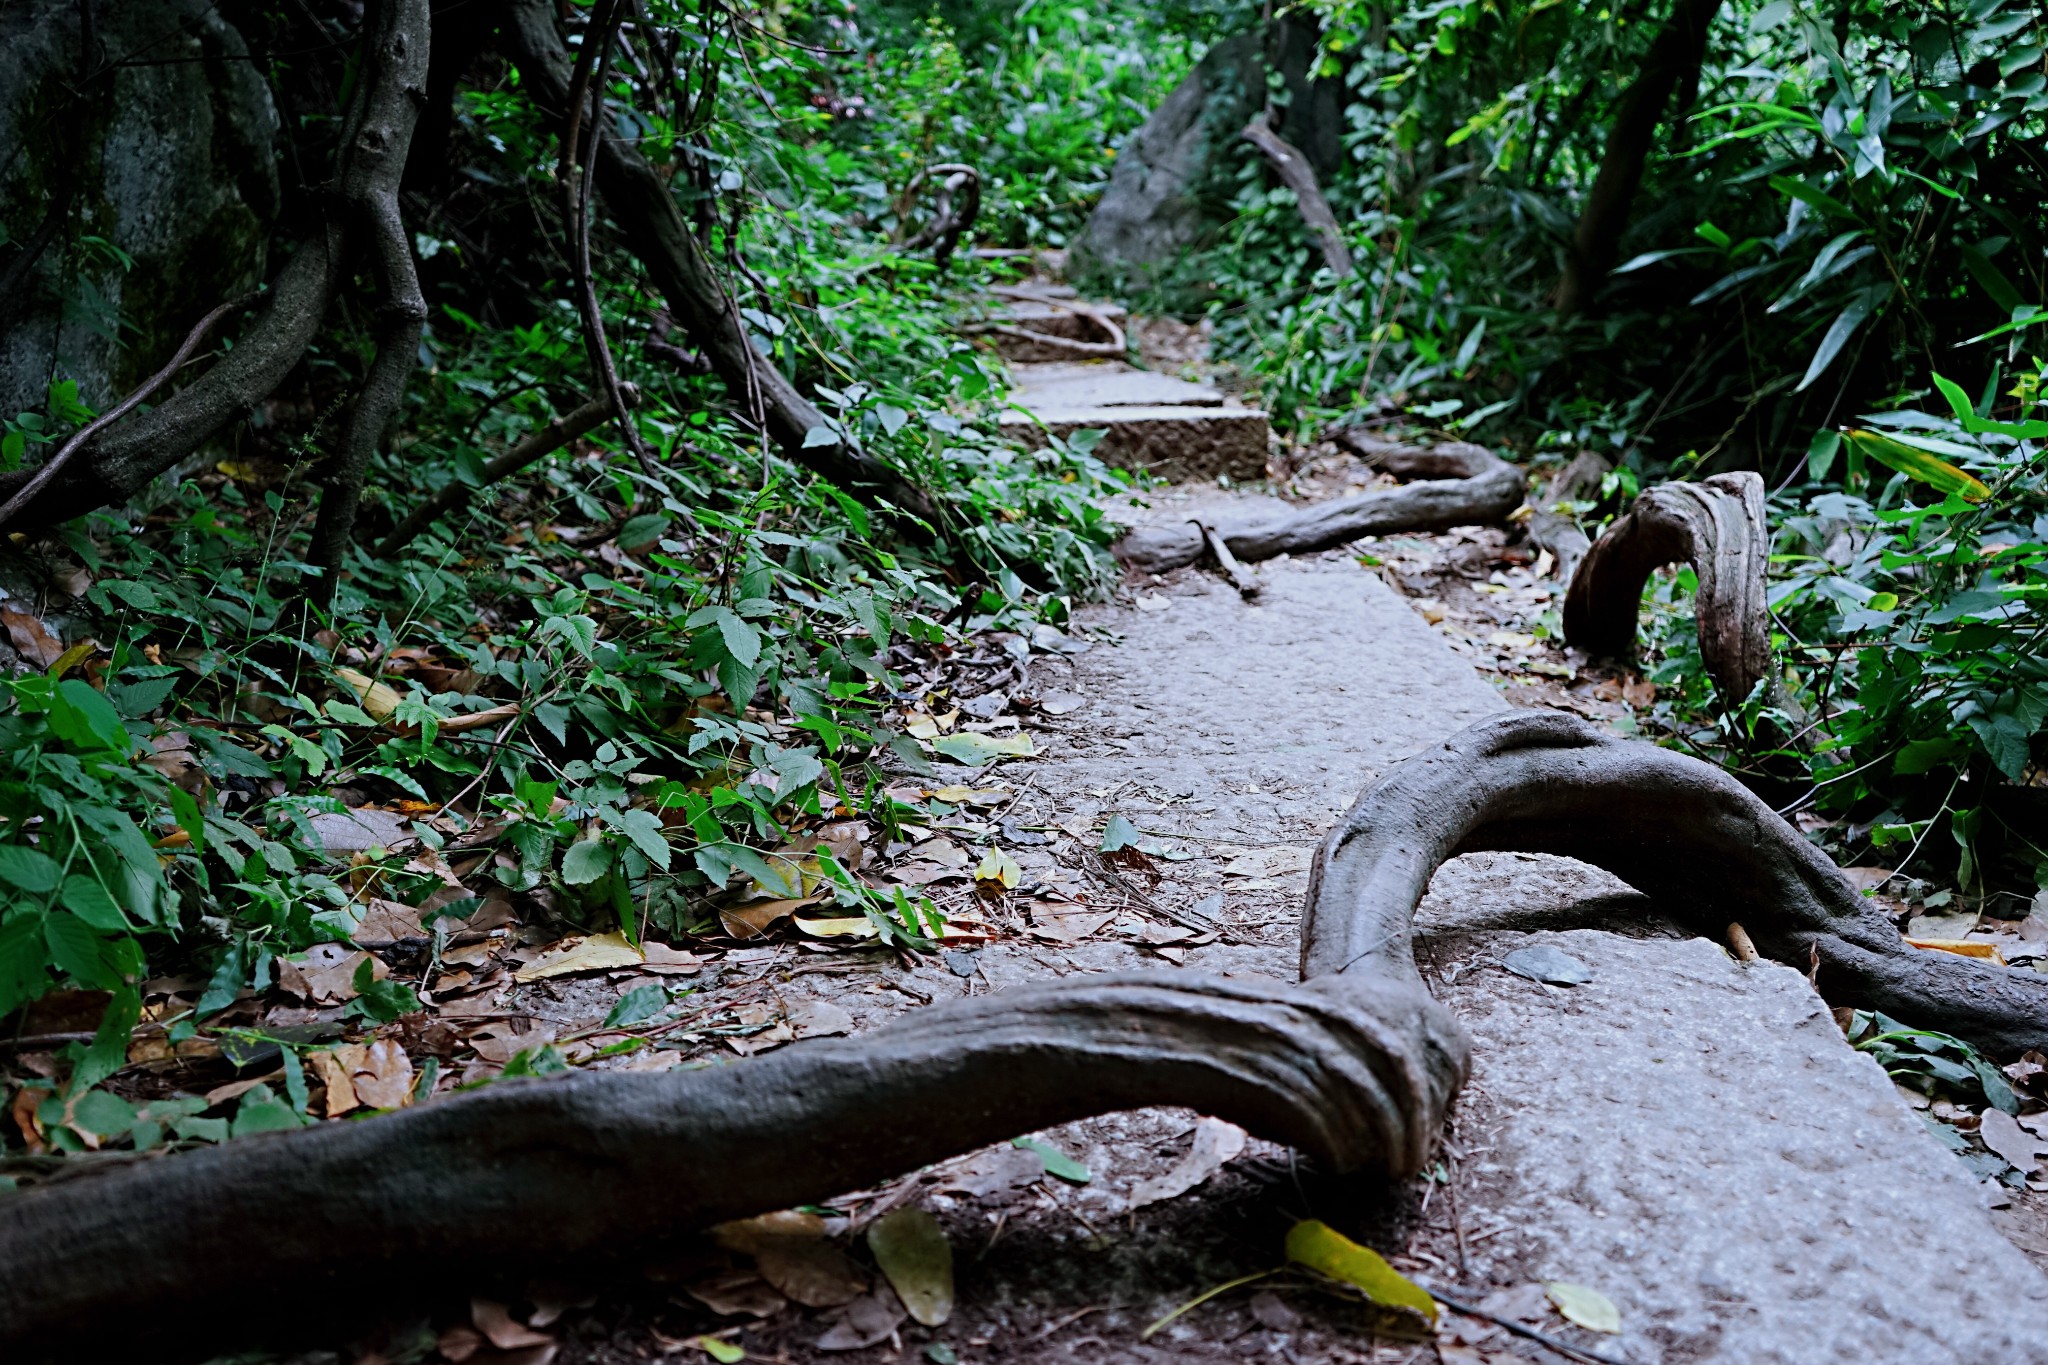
[1562,471,1771,703]
[1115,434,1525,575]
[0,973,1466,1354]
[900,162,982,271]
[1308,710,2048,1055]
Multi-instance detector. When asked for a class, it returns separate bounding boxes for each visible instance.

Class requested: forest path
[578,528,2048,1365]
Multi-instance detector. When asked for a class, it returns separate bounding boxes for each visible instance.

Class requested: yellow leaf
[48,639,97,679]
[974,848,1023,887]
[334,666,403,722]
[1284,1220,1437,1326]
[1906,937,2005,963]
[1843,429,1991,502]
[695,1335,746,1363]
[930,784,1011,806]
[931,731,1036,764]
[513,931,646,981]
[867,1207,954,1327]
[793,916,879,939]
[1546,1282,1622,1334]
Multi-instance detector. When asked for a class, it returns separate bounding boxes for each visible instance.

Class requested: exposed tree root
[1562,471,1770,704]
[900,162,982,270]
[306,0,432,603]
[1241,110,1353,277]
[972,293,1129,358]
[1309,710,2048,1055]
[8,708,2043,1353]
[1115,434,1525,574]
[1520,449,1610,586]
[0,973,1465,1355]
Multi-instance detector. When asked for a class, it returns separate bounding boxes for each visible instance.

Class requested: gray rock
[0,0,280,419]
[1438,928,2048,1363]
[1070,18,1346,289]
[309,807,411,857]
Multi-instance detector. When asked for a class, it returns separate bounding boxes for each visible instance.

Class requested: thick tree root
[1562,472,1771,703]
[1309,710,2048,1055]
[1115,435,1525,574]
[0,973,1465,1354]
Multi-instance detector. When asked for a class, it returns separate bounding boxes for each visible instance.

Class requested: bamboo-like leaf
[1284,1219,1437,1325]
[1842,429,1991,502]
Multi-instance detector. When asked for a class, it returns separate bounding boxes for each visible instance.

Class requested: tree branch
[1241,110,1354,277]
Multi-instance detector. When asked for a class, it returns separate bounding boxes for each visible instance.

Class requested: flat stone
[1010,361,1224,410]
[999,404,1268,482]
[309,807,411,856]
[1425,910,2048,1362]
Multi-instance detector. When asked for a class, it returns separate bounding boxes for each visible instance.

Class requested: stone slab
[1416,856,2048,1364]
[1010,361,1225,410]
[1000,404,1268,482]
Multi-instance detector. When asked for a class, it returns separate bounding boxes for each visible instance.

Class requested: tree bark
[1554,0,1722,317]
[499,0,942,527]
[1241,110,1354,277]
[1562,471,1771,705]
[306,0,432,604]
[1115,436,1525,574]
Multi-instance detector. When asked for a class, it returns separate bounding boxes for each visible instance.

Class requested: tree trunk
[499,0,943,528]
[1554,0,1722,317]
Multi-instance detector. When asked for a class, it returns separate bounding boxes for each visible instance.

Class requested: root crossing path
[933,548,2048,1364]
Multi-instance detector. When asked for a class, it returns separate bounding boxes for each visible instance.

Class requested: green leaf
[50,678,130,752]
[0,843,61,893]
[604,983,668,1028]
[1546,1282,1623,1334]
[1285,1219,1437,1324]
[1013,1136,1090,1183]
[347,957,421,1023]
[61,876,128,931]
[562,838,614,885]
[1099,814,1142,852]
[932,732,1036,764]
[867,1207,954,1328]
[69,1089,137,1139]
[592,807,668,872]
[167,786,205,849]
[1842,429,1991,502]
[1805,430,1841,482]
[230,1084,308,1137]
[696,1338,746,1364]
[1797,294,1882,392]
[71,985,139,1094]
[44,914,116,988]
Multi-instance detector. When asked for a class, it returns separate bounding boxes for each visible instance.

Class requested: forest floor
[222,436,2048,1365]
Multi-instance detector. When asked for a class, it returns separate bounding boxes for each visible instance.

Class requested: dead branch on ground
[1520,449,1610,585]
[1562,471,1770,705]
[1115,433,1524,574]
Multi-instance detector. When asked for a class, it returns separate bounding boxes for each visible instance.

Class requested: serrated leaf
[1285,1219,1437,1325]
[51,678,129,753]
[561,839,614,885]
[61,876,128,930]
[932,731,1036,764]
[1546,1282,1622,1333]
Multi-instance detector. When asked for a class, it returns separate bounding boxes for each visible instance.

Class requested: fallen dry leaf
[787,999,856,1038]
[936,1144,1044,1201]
[334,666,403,722]
[513,931,646,981]
[348,1039,415,1109]
[1128,1117,1247,1210]
[1980,1107,2045,1173]
[1218,845,1313,879]
[468,1019,557,1064]
[720,896,824,940]
[436,702,522,733]
[814,1284,907,1351]
[866,1207,952,1327]
[276,942,380,1003]
[1,603,64,669]
[1905,937,2006,964]
[473,1298,555,1350]
[686,1270,788,1319]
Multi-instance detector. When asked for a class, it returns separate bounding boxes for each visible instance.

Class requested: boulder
[1070,18,1346,289]
[0,0,280,422]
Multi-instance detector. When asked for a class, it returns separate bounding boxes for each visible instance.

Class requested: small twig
[1418,1282,1637,1365]
[1196,521,1261,599]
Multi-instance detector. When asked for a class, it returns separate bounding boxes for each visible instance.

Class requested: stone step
[999,402,1268,483]
[1008,360,1225,409]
